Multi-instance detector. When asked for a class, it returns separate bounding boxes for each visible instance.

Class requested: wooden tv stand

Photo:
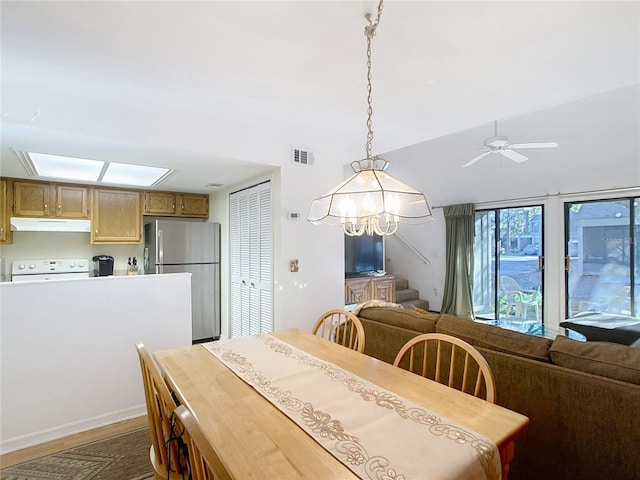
[345,275,396,304]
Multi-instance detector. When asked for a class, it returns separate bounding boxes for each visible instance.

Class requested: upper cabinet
[179,193,209,217]
[12,180,50,217]
[3,177,208,244]
[143,191,209,218]
[91,188,142,244]
[12,180,89,218]
[144,191,177,215]
[0,179,10,243]
[55,185,90,218]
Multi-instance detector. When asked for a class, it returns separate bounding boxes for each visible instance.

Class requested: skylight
[102,162,170,186]
[20,152,172,187]
[28,153,104,182]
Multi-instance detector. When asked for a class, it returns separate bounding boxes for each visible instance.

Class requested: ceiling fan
[462,120,558,168]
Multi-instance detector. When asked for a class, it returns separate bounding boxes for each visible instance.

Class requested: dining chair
[172,405,232,480]
[500,275,540,323]
[136,343,186,480]
[393,333,496,403]
[312,309,366,353]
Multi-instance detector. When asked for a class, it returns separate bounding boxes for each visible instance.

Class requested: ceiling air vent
[292,147,314,166]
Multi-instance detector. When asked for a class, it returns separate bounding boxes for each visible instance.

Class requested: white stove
[11,259,91,282]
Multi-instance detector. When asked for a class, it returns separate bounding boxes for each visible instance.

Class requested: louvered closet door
[230,181,273,338]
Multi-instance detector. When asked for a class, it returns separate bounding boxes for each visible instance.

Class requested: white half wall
[0,273,192,454]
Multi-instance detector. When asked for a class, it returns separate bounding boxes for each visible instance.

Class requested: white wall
[276,157,345,330]
[211,147,345,338]
[0,273,192,454]
[381,86,640,326]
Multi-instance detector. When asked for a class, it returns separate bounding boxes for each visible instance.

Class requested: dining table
[155,328,529,480]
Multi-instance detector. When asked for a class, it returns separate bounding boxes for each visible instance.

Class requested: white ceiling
[1,1,638,193]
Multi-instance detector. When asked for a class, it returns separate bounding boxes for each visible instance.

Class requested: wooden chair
[312,309,365,353]
[136,343,185,479]
[393,333,496,403]
[172,405,232,480]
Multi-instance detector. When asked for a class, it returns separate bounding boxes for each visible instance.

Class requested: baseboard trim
[0,413,148,468]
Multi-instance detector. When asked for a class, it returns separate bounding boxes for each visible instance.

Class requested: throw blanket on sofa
[351,299,403,315]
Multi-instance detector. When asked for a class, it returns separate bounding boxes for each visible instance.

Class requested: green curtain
[441,203,475,319]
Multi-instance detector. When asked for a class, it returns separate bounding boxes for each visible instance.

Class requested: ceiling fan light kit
[462,120,559,168]
[307,0,433,236]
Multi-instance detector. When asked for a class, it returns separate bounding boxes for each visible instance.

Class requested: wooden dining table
[155,328,529,480]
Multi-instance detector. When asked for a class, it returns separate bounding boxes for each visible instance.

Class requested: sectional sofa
[354,306,640,480]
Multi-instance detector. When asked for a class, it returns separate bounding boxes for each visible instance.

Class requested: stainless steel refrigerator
[144,219,220,342]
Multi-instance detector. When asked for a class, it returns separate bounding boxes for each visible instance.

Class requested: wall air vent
[292,147,314,166]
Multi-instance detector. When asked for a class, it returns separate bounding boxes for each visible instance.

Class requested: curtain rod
[430,185,640,209]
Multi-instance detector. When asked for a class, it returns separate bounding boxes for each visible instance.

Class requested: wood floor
[0,415,148,468]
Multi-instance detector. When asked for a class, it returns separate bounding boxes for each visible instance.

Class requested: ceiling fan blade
[501,149,528,163]
[510,142,558,149]
[461,150,492,168]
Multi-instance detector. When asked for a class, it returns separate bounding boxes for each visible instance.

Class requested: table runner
[203,334,501,480]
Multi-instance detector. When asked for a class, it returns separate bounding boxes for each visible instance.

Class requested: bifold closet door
[230,181,273,338]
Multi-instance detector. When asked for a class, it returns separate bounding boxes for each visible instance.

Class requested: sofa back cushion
[436,314,553,362]
[357,306,440,333]
[549,335,640,385]
[357,307,440,364]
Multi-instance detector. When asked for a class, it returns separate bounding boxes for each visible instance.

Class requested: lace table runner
[203,334,501,480]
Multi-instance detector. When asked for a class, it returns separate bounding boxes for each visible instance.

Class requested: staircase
[395,277,430,311]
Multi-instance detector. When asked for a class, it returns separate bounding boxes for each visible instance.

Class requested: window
[473,206,544,329]
[565,197,638,319]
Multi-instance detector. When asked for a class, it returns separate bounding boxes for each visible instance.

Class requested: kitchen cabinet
[0,179,10,243]
[144,191,178,215]
[11,180,49,217]
[11,180,89,218]
[345,275,396,304]
[54,184,90,218]
[179,193,209,217]
[143,191,209,218]
[91,188,142,244]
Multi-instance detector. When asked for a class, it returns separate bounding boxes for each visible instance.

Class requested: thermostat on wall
[288,212,301,220]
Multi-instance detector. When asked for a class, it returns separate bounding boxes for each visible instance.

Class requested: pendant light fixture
[307,0,433,236]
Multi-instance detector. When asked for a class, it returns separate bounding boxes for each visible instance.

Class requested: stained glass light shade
[308,157,433,236]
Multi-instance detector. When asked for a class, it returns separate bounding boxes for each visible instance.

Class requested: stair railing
[394,233,431,265]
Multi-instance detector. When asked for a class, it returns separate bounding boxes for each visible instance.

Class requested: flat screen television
[345,234,384,277]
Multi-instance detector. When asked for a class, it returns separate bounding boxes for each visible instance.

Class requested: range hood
[10,217,91,233]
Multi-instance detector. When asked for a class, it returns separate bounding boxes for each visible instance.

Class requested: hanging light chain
[308,0,433,235]
[364,0,384,160]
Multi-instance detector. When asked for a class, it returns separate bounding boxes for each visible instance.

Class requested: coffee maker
[92,255,114,277]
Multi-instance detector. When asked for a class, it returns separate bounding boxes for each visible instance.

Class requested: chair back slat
[173,405,232,480]
[136,343,185,476]
[312,309,366,353]
[393,333,497,403]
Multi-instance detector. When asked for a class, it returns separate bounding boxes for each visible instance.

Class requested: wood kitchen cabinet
[91,188,142,244]
[11,180,89,218]
[179,193,209,217]
[345,275,396,304]
[0,179,10,243]
[144,191,178,215]
[11,180,49,217]
[143,191,209,218]
[55,185,90,218]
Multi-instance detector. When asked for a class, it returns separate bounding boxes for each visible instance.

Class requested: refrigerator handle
[158,229,164,273]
